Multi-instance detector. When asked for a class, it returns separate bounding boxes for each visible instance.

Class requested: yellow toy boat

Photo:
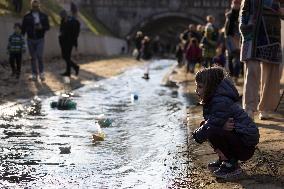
[92,132,105,142]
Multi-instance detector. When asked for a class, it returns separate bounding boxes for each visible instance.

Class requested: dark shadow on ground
[257,122,284,132]
[0,56,106,104]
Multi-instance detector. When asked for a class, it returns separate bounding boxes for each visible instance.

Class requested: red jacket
[186,45,202,61]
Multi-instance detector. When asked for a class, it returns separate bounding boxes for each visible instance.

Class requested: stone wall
[81,0,230,37]
[0,16,126,61]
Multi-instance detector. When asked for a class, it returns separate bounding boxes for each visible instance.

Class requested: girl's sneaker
[208,159,222,172]
[213,161,242,179]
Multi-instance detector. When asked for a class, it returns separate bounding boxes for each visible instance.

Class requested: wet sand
[169,66,284,189]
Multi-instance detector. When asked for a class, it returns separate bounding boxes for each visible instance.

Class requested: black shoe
[208,159,222,172]
[213,160,242,179]
[142,73,149,80]
[61,72,70,77]
[74,66,80,76]
[16,74,20,79]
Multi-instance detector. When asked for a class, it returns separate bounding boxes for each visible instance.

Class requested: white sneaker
[29,74,37,81]
[259,111,270,120]
[40,73,45,81]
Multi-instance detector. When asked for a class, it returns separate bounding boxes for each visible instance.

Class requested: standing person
[134,31,144,61]
[21,0,50,81]
[185,37,202,73]
[192,67,259,179]
[126,35,131,54]
[182,24,201,43]
[141,36,152,61]
[7,23,26,79]
[175,37,185,67]
[240,0,284,120]
[196,24,205,38]
[224,0,242,84]
[59,10,80,77]
[12,0,23,13]
[141,36,152,79]
[205,15,219,43]
[152,35,161,57]
[200,25,217,68]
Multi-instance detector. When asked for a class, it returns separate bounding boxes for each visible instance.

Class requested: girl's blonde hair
[195,67,229,104]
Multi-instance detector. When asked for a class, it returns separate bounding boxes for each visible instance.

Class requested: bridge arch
[128,12,205,43]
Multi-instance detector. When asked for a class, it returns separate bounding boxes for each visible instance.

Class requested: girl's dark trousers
[207,127,255,161]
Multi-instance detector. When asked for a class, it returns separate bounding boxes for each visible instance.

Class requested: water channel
[0,60,191,188]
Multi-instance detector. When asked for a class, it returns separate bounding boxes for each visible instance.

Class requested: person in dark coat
[224,0,242,83]
[182,24,201,43]
[134,31,144,60]
[59,10,80,77]
[21,0,50,81]
[141,36,152,61]
[192,67,259,179]
[185,37,202,73]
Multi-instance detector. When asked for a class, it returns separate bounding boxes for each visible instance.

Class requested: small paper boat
[92,132,105,142]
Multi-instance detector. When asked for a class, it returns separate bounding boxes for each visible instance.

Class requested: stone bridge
[80,0,230,40]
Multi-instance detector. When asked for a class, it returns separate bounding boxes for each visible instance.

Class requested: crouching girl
[192,67,259,179]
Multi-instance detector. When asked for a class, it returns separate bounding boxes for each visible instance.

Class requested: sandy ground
[0,56,142,104]
[169,66,284,189]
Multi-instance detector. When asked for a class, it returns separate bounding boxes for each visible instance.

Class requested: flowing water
[0,60,191,188]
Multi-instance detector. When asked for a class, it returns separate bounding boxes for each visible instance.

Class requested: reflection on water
[0,60,190,188]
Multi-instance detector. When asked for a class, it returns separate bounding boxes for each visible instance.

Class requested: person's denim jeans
[27,38,45,75]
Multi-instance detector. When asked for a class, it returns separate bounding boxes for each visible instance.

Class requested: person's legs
[12,0,17,11]
[136,48,141,61]
[61,43,73,76]
[15,53,22,78]
[228,54,234,76]
[186,60,190,72]
[36,38,45,75]
[27,39,38,76]
[70,59,79,76]
[243,60,261,117]
[208,127,255,161]
[18,0,23,12]
[9,54,16,75]
[207,127,255,178]
[202,58,209,68]
[68,46,79,75]
[61,43,68,74]
[232,53,241,78]
[209,57,214,67]
[258,63,280,112]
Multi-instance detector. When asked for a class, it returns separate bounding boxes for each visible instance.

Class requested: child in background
[185,37,202,73]
[175,36,185,67]
[213,46,226,67]
[192,67,259,179]
[200,17,218,68]
[7,23,25,79]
